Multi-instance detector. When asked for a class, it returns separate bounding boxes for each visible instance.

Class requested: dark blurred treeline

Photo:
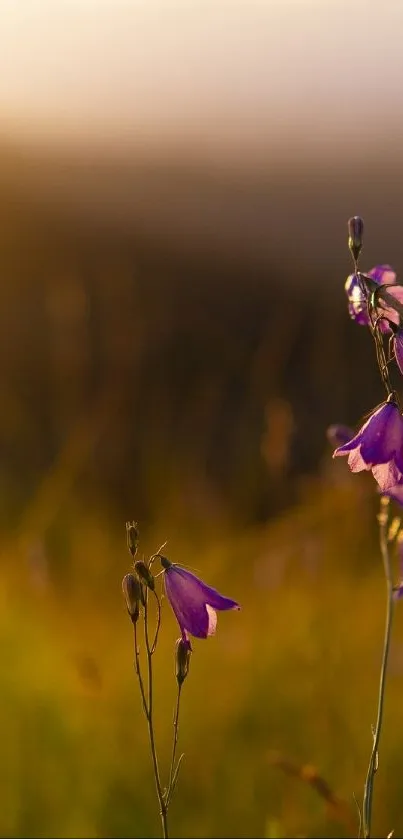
[0,142,396,535]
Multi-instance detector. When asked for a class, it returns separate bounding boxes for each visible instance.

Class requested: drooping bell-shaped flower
[161,557,240,648]
[333,399,403,492]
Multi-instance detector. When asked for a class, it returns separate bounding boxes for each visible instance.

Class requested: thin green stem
[133,621,148,719]
[166,684,182,806]
[144,592,169,839]
[362,499,395,838]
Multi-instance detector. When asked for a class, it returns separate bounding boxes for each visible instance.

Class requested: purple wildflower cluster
[333,236,403,506]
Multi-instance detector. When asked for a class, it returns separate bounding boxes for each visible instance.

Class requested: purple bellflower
[345,264,403,332]
[160,557,240,648]
[333,399,403,492]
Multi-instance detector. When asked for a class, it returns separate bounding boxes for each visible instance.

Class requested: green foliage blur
[0,148,402,838]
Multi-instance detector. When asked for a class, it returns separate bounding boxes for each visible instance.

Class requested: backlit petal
[163,564,239,641]
[372,461,403,492]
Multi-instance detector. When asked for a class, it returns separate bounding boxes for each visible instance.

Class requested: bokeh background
[1,1,403,836]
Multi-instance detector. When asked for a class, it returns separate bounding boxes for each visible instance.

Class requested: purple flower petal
[372,461,403,492]
[347,448,370,473]
[333,401,403,489]
[385,285,403,302]
[175,569,239,611]
[162,561,239,642]
[333,403,388,457]
[376,285,403,328]
[360,403,403,467]
[368,264,396,286]
[334,403,403,466]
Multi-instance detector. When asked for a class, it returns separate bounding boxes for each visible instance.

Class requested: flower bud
[134,560,155,590]
[126,521,139,557]
[348,216,364,263]
[175,638,191,685]
[122,572,142,622]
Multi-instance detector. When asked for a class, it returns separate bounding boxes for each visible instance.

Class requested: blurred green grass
[0,476,401,838]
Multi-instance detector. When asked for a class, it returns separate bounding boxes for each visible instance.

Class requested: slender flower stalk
[123,535,170,839]
[362,497,395,838]
[166,682,183,807]
[133,618,148,718]
[143,588,169,839]
[164,637,191,806]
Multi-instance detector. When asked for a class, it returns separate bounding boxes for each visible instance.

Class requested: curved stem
[362,499,394,838]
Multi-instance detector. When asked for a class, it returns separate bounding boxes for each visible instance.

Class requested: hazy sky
[0,0,401,159]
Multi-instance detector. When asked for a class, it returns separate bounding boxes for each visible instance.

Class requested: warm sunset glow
[0,0,400,157]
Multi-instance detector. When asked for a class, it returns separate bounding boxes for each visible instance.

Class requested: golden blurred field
[1,475,402,838]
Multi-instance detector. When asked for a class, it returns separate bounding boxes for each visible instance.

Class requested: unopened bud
[126,521,139,557]
[122,572,142,622]
[348,216,364,263]
[134,560,155,591]
[175,638,191,685]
